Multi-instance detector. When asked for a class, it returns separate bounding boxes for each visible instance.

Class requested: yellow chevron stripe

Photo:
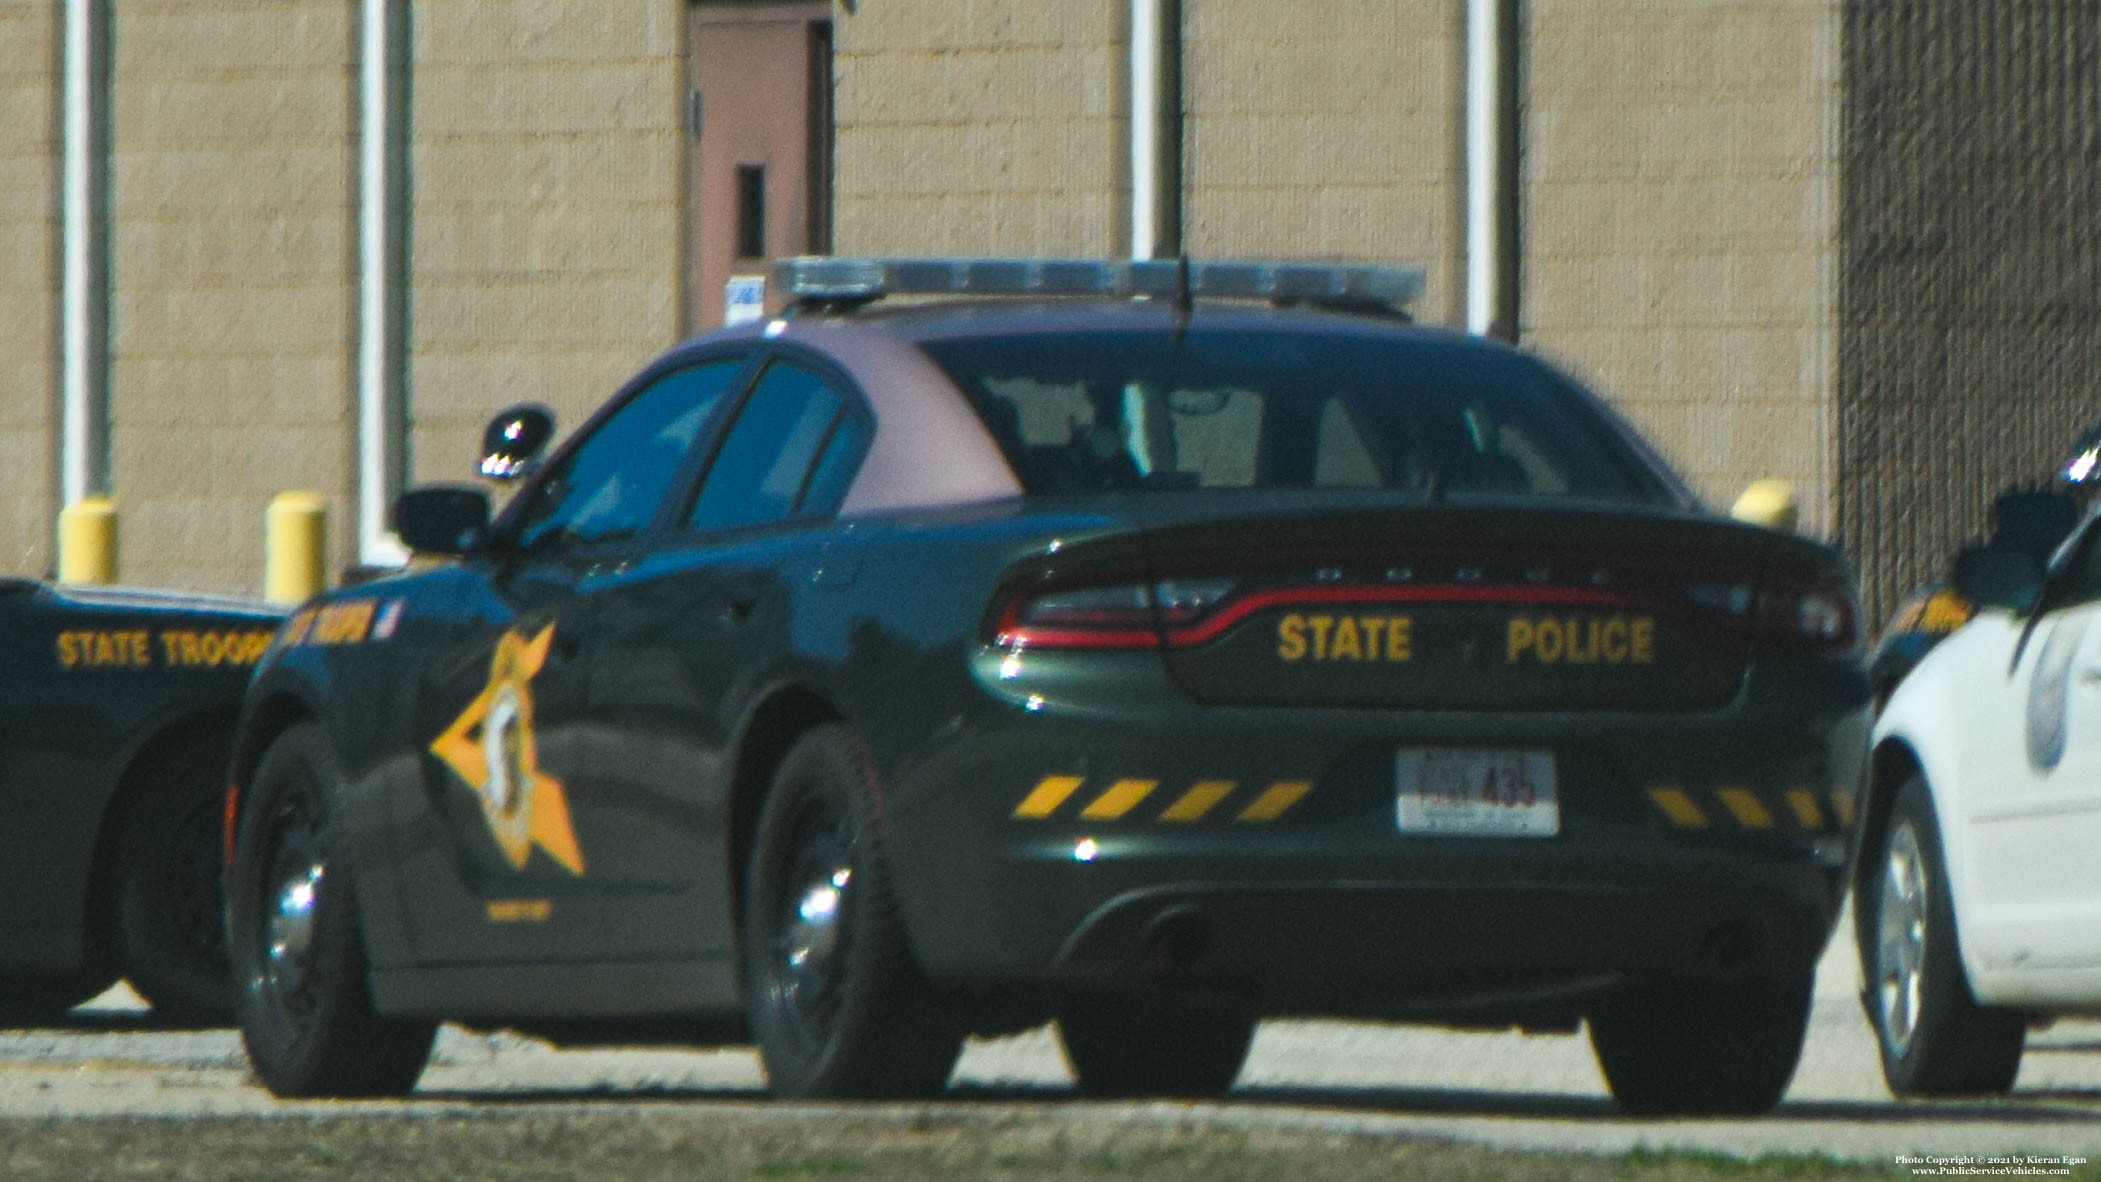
[1081,778,1159,820]
[1160,780,1236,822]
[1717,787,1774,829]
[1013,775,1085,819]
[1831,785,1858,827]
[1237,780,1312,822]
[1645,786,1710,828]
[1783,788,1825,830]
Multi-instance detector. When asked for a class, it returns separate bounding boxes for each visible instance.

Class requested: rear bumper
[1036,859,1832,1018]
[879,652,1868,1015]
[911,832,1843,1017]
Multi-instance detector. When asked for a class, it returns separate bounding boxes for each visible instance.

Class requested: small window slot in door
[736,164,767,259]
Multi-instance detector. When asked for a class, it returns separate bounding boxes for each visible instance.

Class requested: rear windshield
[920,328,1679,505]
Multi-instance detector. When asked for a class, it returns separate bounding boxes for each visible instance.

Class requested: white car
[1862,514,2101,1095]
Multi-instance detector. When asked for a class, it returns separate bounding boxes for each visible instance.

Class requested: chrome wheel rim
[770,813,852,1051]
[257,796,327,1011]
[1876,819,1929,1056]
[266,863,324,997]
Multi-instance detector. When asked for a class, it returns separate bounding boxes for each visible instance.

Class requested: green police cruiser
[0,580,283,1025]
[221,257,1871,1113]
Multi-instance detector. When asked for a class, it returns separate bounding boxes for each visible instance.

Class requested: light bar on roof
[773,256,1426,311]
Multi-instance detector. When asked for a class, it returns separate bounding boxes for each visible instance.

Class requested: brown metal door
[686,3,833,331]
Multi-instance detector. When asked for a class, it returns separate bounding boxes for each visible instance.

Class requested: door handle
[550,628,582,661]
[719,597,756,626]
[2079,665,2101,684]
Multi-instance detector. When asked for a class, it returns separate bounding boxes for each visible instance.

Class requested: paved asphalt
[2,909,2097,1167]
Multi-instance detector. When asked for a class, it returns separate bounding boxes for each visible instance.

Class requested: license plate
[1395,748,1559,837]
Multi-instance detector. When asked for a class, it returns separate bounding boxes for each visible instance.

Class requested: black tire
[1858,775,2024,1096]
[1588,972,1812,1115]
[1057,1000,1255,1098]
[116,740,235,1024]
[741,724,963,1098]
[226,724,436,1097]
[0,971,112,1026]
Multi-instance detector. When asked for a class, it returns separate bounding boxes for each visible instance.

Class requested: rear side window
[688,361,860,532]
[922,328,1675,504]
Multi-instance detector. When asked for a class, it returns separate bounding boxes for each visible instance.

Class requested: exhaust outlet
[1699,919,1767,977]
[1137,904,1216,977]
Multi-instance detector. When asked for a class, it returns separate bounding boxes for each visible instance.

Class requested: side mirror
[392,484,491,556]
[480,403,556,481]
[1986,488,2078,560]
[1951,543,2044,614]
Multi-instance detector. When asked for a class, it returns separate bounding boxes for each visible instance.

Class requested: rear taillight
[1756,582,1856,649]
[993,578,1235,650]
[1689,577,1856,650]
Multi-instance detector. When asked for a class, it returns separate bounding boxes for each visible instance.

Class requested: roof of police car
[689,298,1517,370]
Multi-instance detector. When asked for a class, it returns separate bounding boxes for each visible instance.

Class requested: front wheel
[1588,972,1812,1115]
[226,724,435,1097]
[1057,1000,1255,1098]
[1859,775,2024,1096]
[742,725,963,1098]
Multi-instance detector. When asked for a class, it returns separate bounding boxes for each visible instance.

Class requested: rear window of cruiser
[921,329,1680,506]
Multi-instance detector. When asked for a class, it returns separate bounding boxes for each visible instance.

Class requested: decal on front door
[2026,617,2088,774]
[429,624,587,875]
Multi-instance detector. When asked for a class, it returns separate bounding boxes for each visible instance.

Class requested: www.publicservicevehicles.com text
[1899,1155,2087,1177]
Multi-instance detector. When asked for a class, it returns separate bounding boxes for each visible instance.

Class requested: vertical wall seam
[59,0,111,510]
[1128,0,1181,260]
[358,0,411,567]
[1465,0,1519,338]
[1129,0,1157,259]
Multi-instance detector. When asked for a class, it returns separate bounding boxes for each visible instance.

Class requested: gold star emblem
[429,624,586,875]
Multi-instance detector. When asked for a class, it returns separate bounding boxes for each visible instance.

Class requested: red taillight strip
[997,625,1160,649]
[993,590,1160,649]
[223,780,241,863]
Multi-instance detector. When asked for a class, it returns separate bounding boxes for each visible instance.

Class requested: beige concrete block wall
[1524,0,1839,534]
[108,1,354,593]
[1182,0,1463,319]
[0,3,57,578]
[409,0,684,477]
[832,0,1124,256]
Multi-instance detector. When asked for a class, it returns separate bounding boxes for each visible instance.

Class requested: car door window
[687,361,862,532]
[2041,516,2101,610]
[513,360,744,551]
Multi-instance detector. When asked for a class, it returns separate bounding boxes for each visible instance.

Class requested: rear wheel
[742,725,963,1098]
[1057,1000,1255,1098]
[1588,972,1811,1115]
[116,740,235,1024]
[226,724,435,1097]
[1860,775,2024,1096]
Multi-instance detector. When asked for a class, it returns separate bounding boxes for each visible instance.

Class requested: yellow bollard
[1730,478,1799,532]
[265,491,328,604]
[57,497,117,585]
